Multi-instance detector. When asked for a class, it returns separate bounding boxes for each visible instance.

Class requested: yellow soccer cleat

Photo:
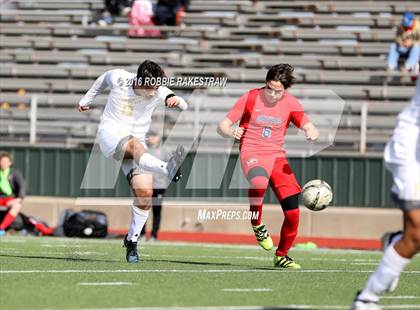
[252,224,273,251]
[273,255,301,269]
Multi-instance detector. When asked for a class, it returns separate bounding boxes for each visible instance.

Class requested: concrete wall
[21,196,402,240]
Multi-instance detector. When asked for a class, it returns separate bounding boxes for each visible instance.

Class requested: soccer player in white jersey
[352,75,420,309]
[78,60,187,263]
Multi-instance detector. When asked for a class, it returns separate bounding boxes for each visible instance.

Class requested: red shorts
[240,153,301,200]
[0,196,15,207]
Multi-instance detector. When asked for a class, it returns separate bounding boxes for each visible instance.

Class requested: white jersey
[79,69,174,140]
[384,75,420,204]
[396,74,420,125]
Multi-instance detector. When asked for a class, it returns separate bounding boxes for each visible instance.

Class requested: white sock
[126,205,150,242]
[138,153,168,176]
[359,244,410,302]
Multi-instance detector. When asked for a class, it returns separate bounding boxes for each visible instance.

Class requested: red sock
[249,188,264,226]
[0,212,16,230]
[276,208,300,256]
[248,176,268,226]
[26,217,54,235]
[34,223,54,235]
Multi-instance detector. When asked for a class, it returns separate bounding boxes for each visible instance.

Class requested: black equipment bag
[63,210,108,238]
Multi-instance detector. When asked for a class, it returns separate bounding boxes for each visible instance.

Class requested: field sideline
[0,236,419,310]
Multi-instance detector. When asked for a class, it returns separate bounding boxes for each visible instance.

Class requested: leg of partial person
[0,199,23,231]
[358,208,419,302]
[387,43,400,70]
[404,44,420,71]
[151,189,165,239]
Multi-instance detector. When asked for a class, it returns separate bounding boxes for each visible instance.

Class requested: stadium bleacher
[0,0,418,152]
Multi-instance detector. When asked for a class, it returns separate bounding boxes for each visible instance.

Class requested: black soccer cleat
[167,145,185,182]
[123,235,139,263]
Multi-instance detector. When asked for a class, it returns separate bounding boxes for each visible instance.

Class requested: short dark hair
[136,60,165,87]
[265,64,295,89]
[0,151,13,163]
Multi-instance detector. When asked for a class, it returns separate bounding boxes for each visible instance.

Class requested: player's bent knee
[247,167,269,182]
[247,167,269,190]
[135,188,153,198]
[249,176,269,189]
[14,202,23,211]
[134,204,152,211]
[407,229,420,248]
[123,139,146,159]
[280,194,300,211]
[399,230,420,255]
[9,200,22,211]
[406,209,420,242]
[248,176,268,206]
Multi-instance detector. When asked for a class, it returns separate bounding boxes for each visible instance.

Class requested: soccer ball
[301,179,333,211]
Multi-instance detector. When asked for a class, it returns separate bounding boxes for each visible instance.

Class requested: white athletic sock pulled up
[359,244,410,302]
[138,152,168,176]
[126,205,150,242]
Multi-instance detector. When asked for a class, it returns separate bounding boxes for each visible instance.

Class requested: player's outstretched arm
[302,122,319,142]
[217,117,244,140]
[78,70,112,112]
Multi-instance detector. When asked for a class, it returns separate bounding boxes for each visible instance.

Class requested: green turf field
[0,236,419,310]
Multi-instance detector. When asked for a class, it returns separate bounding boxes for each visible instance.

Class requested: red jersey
[226,88,309,155]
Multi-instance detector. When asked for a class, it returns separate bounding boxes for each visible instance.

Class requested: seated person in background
[128,0,161,37]
[0,152,26,236]
[154,0,189,26]
[387,12,420,75]
[99,0,134,26]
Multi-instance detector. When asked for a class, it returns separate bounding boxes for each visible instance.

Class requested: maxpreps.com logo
[197,209,259,221]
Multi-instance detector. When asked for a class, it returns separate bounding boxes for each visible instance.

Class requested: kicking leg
[122,138,184,182]
[123,138,167,176]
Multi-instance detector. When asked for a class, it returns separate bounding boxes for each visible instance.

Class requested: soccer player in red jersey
[217,64,319,269]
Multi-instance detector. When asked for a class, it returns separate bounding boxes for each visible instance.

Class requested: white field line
[157,256,383,262]
[2,237,382,254]
[0,249,19,253]
[41,244,89,248]
[1,248,418,272]
[380,307,420,309]
[42,305,420,310]
[1,250,389,264]
[382,296,419,299]
[350,263,380,266]
[157,254,268,261]
[145,242,383,254]
[0,239,27,243]
[0,250,109,256]
[311,258,379,262]
[77,282,132,286]
[2,269,420,274]
[222,288,273,292]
